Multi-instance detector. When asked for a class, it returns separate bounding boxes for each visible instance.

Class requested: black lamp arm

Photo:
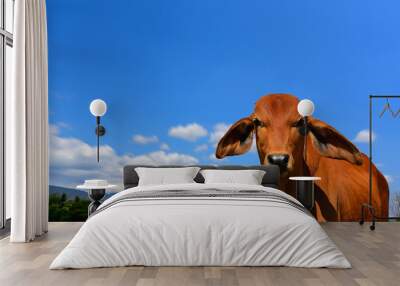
[95,116,106,162]
[303,116,308,164]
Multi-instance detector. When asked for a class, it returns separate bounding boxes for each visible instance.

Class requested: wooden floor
[0,222,399,286]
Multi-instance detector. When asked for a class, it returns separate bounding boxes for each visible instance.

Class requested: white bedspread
[50,183,350,269]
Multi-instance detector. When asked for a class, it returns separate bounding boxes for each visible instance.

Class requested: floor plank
[0,222,399,286]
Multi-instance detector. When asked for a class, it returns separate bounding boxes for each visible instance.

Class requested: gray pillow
[135,167,201,186]
[200,169,266,185]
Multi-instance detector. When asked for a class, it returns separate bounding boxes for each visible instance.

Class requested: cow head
[215,94,362,173]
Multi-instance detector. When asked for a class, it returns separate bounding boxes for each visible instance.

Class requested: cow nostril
[267,154,289,168]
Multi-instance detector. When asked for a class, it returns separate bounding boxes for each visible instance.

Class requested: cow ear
[215,117,255,159]
[308,118,363,165]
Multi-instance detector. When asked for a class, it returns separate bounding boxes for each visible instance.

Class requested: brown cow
[216,94,388,221]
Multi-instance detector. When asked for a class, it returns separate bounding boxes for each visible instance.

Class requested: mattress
[50,183,350,269]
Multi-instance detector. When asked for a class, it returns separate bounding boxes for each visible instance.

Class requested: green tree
[49,193,90,222]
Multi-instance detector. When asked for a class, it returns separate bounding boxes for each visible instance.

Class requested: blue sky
[47,0,400,200]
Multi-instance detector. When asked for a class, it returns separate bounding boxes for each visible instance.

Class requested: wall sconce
[89,99,107,162]
[297,99,315,163]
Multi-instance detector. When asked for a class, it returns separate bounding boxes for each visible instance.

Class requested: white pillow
[135,167,201,186]
[200,169,266,185]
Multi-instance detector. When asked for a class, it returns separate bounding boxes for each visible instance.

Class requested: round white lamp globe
[297,99,315,117]
[90,99,107,117]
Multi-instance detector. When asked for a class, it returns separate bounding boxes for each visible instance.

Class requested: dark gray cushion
[123,165,280,190]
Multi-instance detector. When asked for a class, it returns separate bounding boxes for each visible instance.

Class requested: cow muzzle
[267,154,289,169]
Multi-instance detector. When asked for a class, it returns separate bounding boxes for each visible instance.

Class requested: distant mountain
[49,185,116,200]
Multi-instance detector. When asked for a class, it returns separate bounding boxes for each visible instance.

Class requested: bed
[50,165,350,269]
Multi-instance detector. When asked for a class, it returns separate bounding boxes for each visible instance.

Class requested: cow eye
[292,119,304,128]
[252,118,265,127]
[293,119,307,135]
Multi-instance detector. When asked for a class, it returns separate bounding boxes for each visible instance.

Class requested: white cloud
[209,153,228,162]
[49,124,60,135]
[195,144,208,152]
[385,175,394,184]
[209,153,218,161]
[132,134,159,144]
[160,143,170,150]
[208,122,256,154]
[209,123,230,146]
[353,129,376,143]
[56,122,71,129]
[129,151,198,165]
[250,140,257,153]
[50,125,198,190]
[168,123,208,142]
[49,122,71,135]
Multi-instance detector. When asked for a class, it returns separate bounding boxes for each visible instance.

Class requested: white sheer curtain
[7,0,49,242]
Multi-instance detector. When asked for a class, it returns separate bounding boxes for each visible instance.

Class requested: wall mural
[215,94,388,221]
[47,0,399,221]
